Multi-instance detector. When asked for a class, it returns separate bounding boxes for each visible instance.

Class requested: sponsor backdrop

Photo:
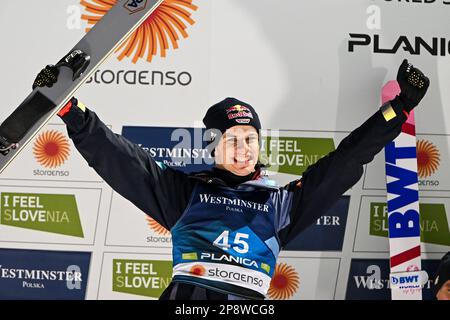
[0,0,449,299]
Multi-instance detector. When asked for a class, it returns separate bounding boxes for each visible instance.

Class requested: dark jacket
[60,100,407,298]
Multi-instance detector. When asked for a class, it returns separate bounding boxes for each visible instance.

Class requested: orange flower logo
[189,264,205,276]
[33,130,70,168]
[145,216,170,235]
[416,139,440,179]
[267,263,300,300]
[81,0,198,63]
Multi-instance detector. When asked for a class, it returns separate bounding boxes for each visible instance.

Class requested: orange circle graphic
[33,130,70,168]
[416,139,440,179]
[145,216,170,235]
[189,264,205,276]
[80,0,198,63]
[267,263,300,300]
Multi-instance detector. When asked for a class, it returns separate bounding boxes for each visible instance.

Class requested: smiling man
[202,98,263,184]
[32,59,429,300]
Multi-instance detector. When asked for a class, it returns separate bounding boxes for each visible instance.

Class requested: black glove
[32,64,59,90]
[32,50,90,90]
[391,59,430,113]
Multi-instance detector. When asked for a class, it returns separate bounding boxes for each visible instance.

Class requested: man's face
[214,125,260,176]
[436,280,450,300]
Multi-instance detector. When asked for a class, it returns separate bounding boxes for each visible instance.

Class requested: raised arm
[277,59,430,245]
[58,98,196,230]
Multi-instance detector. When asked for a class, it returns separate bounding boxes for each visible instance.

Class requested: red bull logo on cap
[226,105,254,121]
[226,105,250,114]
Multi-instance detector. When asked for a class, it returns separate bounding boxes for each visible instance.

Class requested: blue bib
[171,182,281,299]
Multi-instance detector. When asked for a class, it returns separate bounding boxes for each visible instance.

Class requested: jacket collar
[188,168,279,190]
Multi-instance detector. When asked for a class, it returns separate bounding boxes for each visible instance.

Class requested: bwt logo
[385,140,420,239]
[124,0,147,14]
[391,275,419,285]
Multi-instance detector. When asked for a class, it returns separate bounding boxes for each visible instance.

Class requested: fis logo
[124,0,147,14]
